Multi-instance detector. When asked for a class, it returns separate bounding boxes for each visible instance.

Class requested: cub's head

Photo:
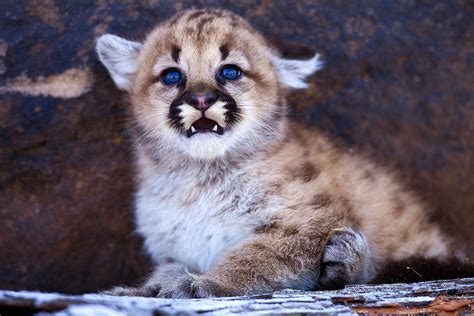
[96,9,321,160]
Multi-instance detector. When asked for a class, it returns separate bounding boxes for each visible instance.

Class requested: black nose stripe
[168,97,184,130]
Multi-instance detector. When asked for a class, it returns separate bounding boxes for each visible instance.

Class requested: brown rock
[0,1,472,293]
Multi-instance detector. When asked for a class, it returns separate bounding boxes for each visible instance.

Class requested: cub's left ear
[272,54,323,89]
[96,34,143,92]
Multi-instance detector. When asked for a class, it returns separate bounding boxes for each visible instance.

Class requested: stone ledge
[1,278,473,315]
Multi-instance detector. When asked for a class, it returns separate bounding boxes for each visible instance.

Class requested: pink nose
[195,95,207,109]
[185,91,218,111]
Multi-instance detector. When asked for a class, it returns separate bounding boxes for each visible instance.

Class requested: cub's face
[97,10,321,160]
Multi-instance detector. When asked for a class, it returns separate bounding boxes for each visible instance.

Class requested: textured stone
[0,1,473,293]
[0,278,473,315]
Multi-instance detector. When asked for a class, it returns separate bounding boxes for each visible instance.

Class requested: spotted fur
[96,9,459,298]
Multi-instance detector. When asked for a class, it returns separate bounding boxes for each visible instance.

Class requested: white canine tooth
[191,126,196,133]
[212,124,218,132]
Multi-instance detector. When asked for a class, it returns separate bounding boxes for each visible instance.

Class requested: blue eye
[219,65,241,81]
[162,68,182,85]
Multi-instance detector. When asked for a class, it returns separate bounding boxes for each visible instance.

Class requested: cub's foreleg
[158,217,374,298]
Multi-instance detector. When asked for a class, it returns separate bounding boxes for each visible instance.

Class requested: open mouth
[186,117,224,138]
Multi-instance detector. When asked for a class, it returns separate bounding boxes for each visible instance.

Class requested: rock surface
[0,278,473,315]
[0,1,473,293]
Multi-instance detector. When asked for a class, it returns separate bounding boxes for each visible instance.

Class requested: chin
[177,132,234,160]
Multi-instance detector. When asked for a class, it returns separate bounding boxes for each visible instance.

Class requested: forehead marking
[196,16,214,37]
[187,10,206,21]
[168,11,186,25]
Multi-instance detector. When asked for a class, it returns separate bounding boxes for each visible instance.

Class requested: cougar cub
[96,9,456,298]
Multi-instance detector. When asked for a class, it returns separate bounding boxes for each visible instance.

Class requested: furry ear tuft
[273,54,323,89]
[96,34,142,91]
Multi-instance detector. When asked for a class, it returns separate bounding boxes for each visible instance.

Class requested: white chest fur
[134,156,268,273]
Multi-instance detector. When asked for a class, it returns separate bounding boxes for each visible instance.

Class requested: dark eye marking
[218,64,241,82]
[220,45,229,61]
[161,68,183,85]
[171,46,181,63]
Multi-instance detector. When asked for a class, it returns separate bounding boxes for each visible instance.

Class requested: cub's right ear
[96,34,142,91]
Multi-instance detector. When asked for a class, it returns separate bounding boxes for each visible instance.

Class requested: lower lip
[186,129,224,138]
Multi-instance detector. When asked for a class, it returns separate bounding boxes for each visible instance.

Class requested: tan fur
[97,9,458,297]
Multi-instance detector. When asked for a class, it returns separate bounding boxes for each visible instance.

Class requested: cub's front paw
[317,227,374,289]
[158,274,240,298]
[102,263,190,297]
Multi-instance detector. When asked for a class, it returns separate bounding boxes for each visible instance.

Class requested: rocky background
[0,1,472,294]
